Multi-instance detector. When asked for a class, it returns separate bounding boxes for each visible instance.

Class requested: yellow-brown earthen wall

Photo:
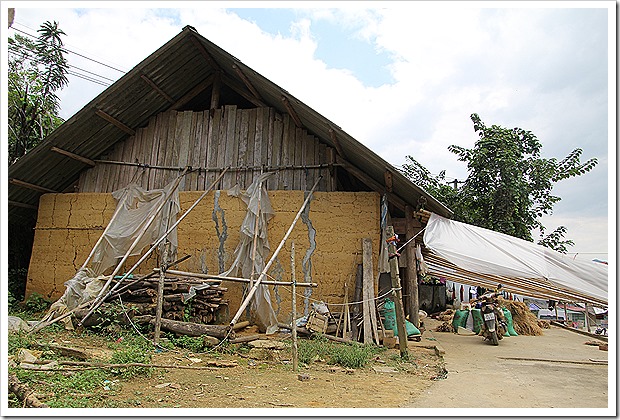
[26,190,381,323]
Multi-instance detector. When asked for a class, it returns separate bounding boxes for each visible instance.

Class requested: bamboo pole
[79,168,228,326]
[386,225,408,358]
[229,176,322,329]
[79,188,130,271]
[80,168,189,325]
[291,241,298,372]
[153,240,170,344]
[158,268,317,287]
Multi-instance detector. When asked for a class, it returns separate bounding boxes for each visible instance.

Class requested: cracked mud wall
[26,191,380,323]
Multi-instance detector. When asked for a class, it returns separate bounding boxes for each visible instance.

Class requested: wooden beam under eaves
[232,64,263,102]
[95,109,136,136]
[222,74,267,107]
[328,128,346,158]
[9,200,38,210]
[335,155,406,211]
[172,74,215,110]
[9,178,58,194]
[140,73,174,103]
[189,35,222,72]
[384,170,393,193]
[281,96,303,128]
[210,71,221,110]
[51,147,95,167]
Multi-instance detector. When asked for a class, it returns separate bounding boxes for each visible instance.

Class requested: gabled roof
[8,25,452,223]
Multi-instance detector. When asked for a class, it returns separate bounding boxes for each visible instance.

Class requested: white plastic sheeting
[90,181,180,276]
[423,213,608,304]
[221,173,279,334]
[37,180,181,328]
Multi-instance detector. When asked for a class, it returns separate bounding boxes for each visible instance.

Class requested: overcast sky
[4,1,615,264]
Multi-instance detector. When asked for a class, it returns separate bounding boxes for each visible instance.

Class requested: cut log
[134,315,232,339]
[8,373,49,408]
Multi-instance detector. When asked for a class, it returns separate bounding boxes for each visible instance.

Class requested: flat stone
[247,339,287,350]
[372,366,398,374]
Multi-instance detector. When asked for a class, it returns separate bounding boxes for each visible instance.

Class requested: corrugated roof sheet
[8,26,452,223]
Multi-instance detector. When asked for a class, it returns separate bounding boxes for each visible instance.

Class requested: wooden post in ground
[229,177,321,328]
[291,241,298,372]
[153,241,170,344]
[386,225,408,358]
[404,205,420,328]
[362,238,379,344]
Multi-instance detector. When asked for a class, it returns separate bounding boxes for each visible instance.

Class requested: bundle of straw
[500,298,544,336]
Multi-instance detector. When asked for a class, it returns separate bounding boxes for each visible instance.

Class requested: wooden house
[8,26,452,329]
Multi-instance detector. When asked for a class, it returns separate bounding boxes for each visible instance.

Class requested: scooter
[477,285,507,346]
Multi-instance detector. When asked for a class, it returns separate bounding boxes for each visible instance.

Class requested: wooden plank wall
[78,107,335,193]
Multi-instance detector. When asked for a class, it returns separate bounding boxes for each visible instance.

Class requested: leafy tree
[8,21,69,164]
[401,113,598,249]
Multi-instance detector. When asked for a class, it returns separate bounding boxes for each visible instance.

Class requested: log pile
[110,276,228,325]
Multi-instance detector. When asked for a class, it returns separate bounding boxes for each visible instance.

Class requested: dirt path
[406,319,610,411]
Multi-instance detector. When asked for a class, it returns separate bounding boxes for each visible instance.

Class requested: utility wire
[10,24,127,74]
[9,44,113,87]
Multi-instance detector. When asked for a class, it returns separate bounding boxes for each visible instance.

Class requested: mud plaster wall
[27,191,381,324]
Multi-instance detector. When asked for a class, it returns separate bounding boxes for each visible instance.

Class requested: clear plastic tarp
[37,179,181,327]
[221,173,279,334]
[423,212,608,305]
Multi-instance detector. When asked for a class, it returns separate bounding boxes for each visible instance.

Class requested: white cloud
[8,3,612,257]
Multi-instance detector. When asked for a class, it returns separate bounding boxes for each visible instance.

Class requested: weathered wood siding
[78,107,334,193]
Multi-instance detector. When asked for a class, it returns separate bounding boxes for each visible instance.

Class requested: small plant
[23,292,51,315]
[108,336,153,379]
[169,334,209,353]
[296,335,385,369]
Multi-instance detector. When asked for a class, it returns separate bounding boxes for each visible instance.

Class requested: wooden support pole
[79,168,191,325]
[328,128,345,158]
[80,188,132,271]
[157,268,317,287]
[232,64,263,102]
[50,146,96,167]
[140,73,174,103]
[9,178,57,193]
[281,96,303,128]
[229,177,322,328]
[95,109,135,136]
[171,75,215,110]
[8,200,38,210]
[291,241,298,372]
[362,238,379,344]
[386,225,408,358]
[404,205,420,327]
[153,240,170,344]
[210,71,221,110]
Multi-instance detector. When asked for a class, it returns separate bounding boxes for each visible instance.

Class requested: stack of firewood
[111,276,228,324]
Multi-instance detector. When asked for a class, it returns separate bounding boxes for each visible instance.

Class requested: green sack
[470,308,484,334]
[382,299,421,337]
[452,309,469,332]
[502,307,518,336]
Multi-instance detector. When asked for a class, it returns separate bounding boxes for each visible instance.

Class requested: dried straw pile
[501,298,543,336]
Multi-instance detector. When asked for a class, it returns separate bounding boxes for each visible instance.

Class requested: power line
[9,42,112,87]
[10,24,127,74]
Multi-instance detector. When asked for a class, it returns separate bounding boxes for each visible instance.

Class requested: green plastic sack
[382,299,421,337]
[470,308,484,334]
[452,309,469,332]
[502,307,518,336]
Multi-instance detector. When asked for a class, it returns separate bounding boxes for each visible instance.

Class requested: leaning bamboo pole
[78,168,189,325]
[79,167,227,326]
[157,268,317,287]
[229,177,322,329]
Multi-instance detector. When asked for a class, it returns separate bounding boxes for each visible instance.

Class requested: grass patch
[296,335,384,369]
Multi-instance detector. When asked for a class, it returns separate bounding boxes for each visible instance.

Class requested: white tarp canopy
[423,213,608,305]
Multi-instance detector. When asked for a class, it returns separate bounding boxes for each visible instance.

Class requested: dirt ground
[8,317,612,414]
[409,318,611,412]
